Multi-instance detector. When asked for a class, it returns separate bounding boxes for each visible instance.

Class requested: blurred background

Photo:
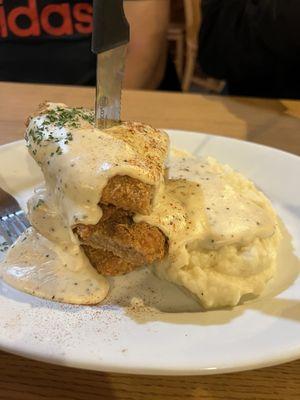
[0,0,299,99]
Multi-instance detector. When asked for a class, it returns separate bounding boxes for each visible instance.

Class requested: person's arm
[123,0,170,90]
[199,0,300,82]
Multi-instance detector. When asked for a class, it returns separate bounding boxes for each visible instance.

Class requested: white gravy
[1,103,168,304]
[0,103,276,305]
[135,152,276,270]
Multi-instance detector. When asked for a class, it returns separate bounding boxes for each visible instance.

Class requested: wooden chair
[168,0,224,93]
[182,0,201,91]
[168,0,201,91]
[167,22,185,79]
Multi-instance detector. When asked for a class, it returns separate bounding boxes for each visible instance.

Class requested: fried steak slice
[26,102,169,276]
[100,175,154,215]
[74,204,167,276]
[82,246,138,276]
[26,104,163,216]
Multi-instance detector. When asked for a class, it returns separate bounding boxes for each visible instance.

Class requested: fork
[0,187,30,247]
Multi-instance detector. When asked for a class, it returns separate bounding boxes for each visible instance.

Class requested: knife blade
[92,0,130,130]
[95,45,127,129]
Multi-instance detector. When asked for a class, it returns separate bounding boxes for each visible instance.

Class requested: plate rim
[0,131,300,375]
[1,336,300,376]
[2,132,300,163]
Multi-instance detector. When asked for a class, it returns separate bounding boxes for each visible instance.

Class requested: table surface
[0,82,299,400]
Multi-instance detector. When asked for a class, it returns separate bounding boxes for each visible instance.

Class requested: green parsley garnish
[33,199,45,210]
[26,106,94,158]
[44,107,94,129]
[55,146,63,155]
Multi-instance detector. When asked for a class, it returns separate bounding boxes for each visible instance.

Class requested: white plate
[0,131,300,376]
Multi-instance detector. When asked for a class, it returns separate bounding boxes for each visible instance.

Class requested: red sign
[0,0,93,38]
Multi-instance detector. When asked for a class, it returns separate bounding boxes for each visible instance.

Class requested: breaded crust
[26,103,168,276]
[82,246,139,276]
[25,101,50,127]
[26,104,164,216]
[101,175,154,215]
[74,204,167,274]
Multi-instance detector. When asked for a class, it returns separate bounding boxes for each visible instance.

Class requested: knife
[92,0,130,129]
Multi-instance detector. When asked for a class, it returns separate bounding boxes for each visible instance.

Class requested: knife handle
[92,0,130,54]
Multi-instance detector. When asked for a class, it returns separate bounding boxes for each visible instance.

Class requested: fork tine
[15,211,30,229]
[0,222,11,243]
[0,214,29,246]
[0,187,30,244]
[0,217,19,244]
[8,215,24,236]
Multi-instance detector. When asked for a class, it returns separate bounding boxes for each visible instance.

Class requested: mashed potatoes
[136,151,281,309]
[156,231,280,309]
